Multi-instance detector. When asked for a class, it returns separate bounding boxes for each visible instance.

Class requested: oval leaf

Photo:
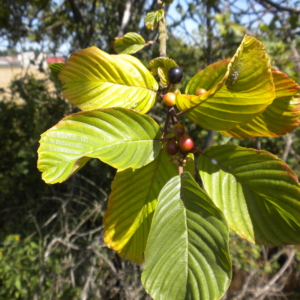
[176,36,275,131]
[145,10,164,30]
[114,32,146,54]
[38,108,161,184]
[142,172,231,300]
[199,145,300,245]
[58,46,158,113]
[103,149,194,263]
[175,60,229,111]
[220,69,300,138]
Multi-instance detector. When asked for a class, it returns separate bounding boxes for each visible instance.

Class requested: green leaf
[220,69,300,138]
[199,145,300,246]
[49,63,64,88]
[148,57,178,86]
[142,172,231,300]
[38,108,161,184]
[176,35,275,131]
[103,149,194,263]
[145,10,164,30]
[58,46,158,113]
[114,32,146,54]
[15,277,21,291]
[230,23,247,37]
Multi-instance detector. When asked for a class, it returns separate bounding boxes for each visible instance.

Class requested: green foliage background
[1,0,300,299]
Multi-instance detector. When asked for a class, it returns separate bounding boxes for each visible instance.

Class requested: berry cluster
[169,152,192,167]
[165,123,195,164]
[162,67,196,165]
[162,67,184,107]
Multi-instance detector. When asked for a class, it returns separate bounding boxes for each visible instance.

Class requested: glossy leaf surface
[103,150,194,263]
[38,108,161,184]
[114,32,146,54]
[220,69,300,137]
[199,145,300,245]
[59,47,158,113]
[142,172,231,300]
[145,10,164,30]
[176,36,274,131]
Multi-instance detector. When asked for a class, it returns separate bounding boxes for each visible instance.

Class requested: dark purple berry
[168,67,183,84]
[165,141,179,155]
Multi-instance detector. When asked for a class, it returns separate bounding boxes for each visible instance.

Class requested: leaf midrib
[64,79,158,93]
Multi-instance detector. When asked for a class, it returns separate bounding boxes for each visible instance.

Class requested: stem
[159,83,172,100]
[178,165,183,175]
[158,4,168,57]
[145,40,156,46]
[169,107,178,124]
[162,111,170,137]
[159,137,174,142]
[175,104,196,118]
[191,147,203,154]
[158,2,170,137]
[175,110,187,117]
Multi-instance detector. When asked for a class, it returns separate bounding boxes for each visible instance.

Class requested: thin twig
[232,269,258,300]
[254,248,296,298]
[162,111,171,137]
[169,107,178,124]
[76,174,108,198]
[81,257,96,300]
[282,133,294,162]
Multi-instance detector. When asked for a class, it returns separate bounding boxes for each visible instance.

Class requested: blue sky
[1,0,299,55]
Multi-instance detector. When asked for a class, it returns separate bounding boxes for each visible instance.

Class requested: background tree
[0,0,300,299]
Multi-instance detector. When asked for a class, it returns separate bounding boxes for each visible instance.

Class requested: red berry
[195,88,207,96]
[172,124,185,138]
[178,136,194,152]
[163,92,176,106]
[165,140,179,155]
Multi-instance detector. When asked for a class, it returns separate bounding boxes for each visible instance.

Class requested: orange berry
[163,92,176,106]
[195,88,207,96]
